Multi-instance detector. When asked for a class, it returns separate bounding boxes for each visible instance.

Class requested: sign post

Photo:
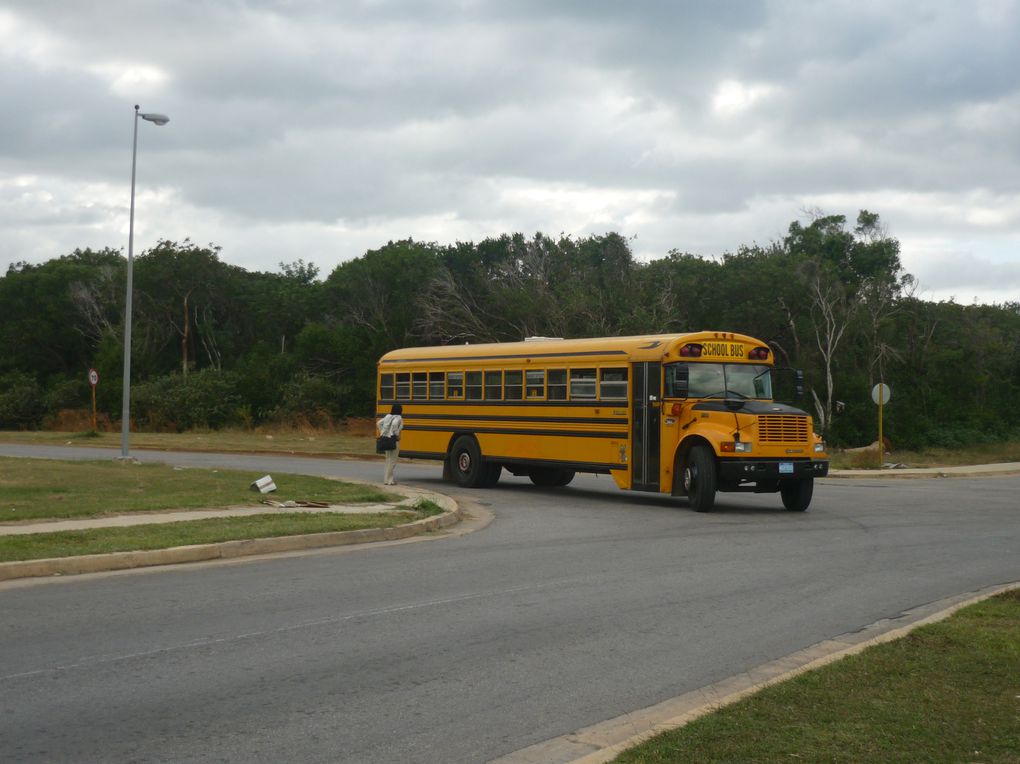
[88,368,100,431]
[871,382,891,468]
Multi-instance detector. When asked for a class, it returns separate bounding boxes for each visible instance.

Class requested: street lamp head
[139,112,170,126]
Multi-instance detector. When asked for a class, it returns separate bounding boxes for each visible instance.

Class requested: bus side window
[526,369,545,398]
[505,370,523,400]
[395,372,411,399]
[448,371,464,399]
[380,373,395,400]
[548,370,567,400]
[429,371,445,399]
[599,368,627,400]
[664,364,688,398]
[466,371,483,400]
[569,368,597,399]
[484,370,503,400]
[412,372,427,399]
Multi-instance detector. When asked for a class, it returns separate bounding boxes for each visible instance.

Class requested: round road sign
[871,383,891,405]
[88,368,99,387]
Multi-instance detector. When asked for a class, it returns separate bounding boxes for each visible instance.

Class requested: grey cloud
[2,0,1019,303]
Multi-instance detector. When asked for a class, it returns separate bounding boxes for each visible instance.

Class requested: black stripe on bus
[407,413,628,425]
[497,456,626,473]
[397,451,625,474]
[404,425,624,439]
[377,399,630,409]
[397,450,447,461]
[380,349,629,363]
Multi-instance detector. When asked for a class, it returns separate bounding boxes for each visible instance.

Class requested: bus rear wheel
[529,468,575,487]
[780,478,813,511]
[481,463,503,487]
[683,445,717,513]
[450,435,499,489]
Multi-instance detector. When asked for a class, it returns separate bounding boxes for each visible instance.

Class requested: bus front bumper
[718,458,829,482]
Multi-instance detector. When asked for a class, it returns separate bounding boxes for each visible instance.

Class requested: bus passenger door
[631,362,661,491]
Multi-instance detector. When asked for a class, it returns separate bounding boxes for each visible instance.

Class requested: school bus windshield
[665,363,773,400]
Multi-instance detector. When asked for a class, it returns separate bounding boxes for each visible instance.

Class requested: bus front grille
[758,415,809,443]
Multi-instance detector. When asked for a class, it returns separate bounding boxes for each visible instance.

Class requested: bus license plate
[779,462,794,474]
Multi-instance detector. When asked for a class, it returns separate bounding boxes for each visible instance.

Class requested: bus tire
[683,445,717,513]
[780,478,813,511]
[529,468,575,487]
[481,463,503,487]
[450,435,487,488]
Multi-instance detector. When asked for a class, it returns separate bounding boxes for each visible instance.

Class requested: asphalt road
[2,444,1019,763]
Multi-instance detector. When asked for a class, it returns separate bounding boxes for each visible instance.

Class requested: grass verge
[829,440,1020,469]
[0,457,396,520]
[0,511,424,562]
[0,428,377,457]
[613,589,1020,764]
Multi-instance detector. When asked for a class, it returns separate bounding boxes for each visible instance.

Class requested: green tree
[0,249,123,384]
[133,239,232,377]
[783,211,905,436]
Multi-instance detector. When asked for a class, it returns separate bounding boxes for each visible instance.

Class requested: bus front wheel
[683,445,717,513]
[780,478,813,511]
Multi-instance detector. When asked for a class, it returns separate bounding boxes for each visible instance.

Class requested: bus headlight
[721,441,753,453]
[814,442,826,453]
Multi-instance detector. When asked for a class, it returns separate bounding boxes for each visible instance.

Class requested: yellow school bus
[376,332,828,511]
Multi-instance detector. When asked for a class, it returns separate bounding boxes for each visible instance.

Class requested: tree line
[2,210,1018,449]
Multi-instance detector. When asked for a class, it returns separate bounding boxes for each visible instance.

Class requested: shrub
[132,370,243,431]
[0,372,45,429]
[270,373,351,427]
[44,376,89,411]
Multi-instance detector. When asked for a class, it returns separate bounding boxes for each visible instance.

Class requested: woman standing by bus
[377,404,404,485]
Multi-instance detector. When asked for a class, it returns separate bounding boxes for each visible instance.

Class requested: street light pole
[120,105,169,459]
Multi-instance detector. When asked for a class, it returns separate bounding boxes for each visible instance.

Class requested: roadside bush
[132,369,243,431]
[231,342,297,424]
[0,372,45,429]
[270,373,351,427]
[44,375,89,412]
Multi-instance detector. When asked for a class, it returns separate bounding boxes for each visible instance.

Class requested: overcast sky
[2,0,1019,304]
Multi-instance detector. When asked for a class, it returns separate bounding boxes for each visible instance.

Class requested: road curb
[491,581,1020,764]
[827,464,1020,479]
[0,491,460,583]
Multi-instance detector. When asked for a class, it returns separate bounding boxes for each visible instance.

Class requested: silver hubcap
[458,452,471,472]
[683,465,696,492]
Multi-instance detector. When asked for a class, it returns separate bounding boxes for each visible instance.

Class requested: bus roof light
[679,343,702,358]
[748,347,770,360]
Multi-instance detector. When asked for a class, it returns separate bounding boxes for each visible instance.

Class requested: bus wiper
[703,390,748,399]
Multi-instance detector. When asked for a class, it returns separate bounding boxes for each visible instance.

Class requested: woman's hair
[391,404,403,415]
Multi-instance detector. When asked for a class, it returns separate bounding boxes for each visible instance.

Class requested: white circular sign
[88,368,99,387]
[871,383,891,405]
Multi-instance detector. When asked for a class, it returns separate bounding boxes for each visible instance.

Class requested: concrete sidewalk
[828,461,1020,479]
